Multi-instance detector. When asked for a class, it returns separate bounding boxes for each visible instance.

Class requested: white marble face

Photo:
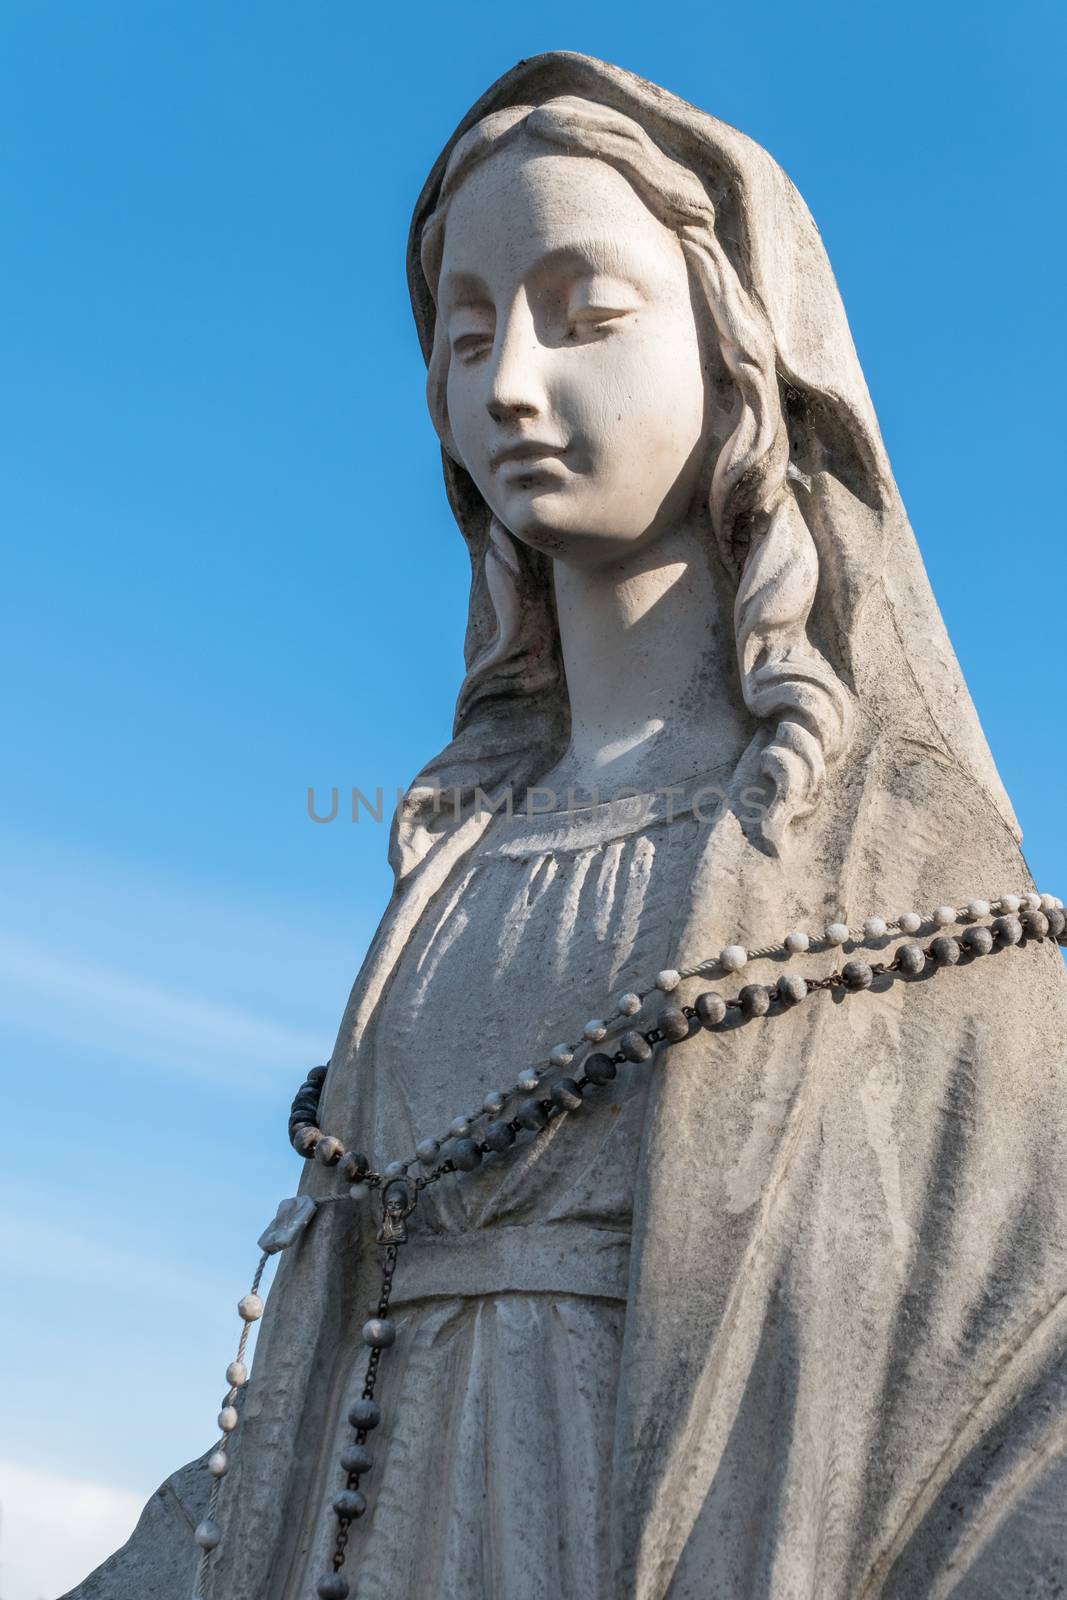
[437,142,711,567]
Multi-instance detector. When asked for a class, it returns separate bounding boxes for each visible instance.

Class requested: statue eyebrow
[438,269,492,311]
[525,238,655,297]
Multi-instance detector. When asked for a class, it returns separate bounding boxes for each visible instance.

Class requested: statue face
[437,143,711,566]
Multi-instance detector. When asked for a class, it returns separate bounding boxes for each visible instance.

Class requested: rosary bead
[194,1519,221,1551]
[1047,908,1066,939]
[340,1442,373,1474]
[448,1117,471,1138]
[482,1090,507,1114]
[452,1138,482,1171]
[842,959,874,991]
[516,1069,542,1093]
[339,1150,369,1182]
[998,894,1022,913]
[620,1030,653,1063]
[655,968,681,992]
[961,925,994,956]
[991,915,1023,946]
[897,942,926,976]
[933,905,957,927]
[1022,910,1050,939]
[967,899,991,919]
[218,1406,238,1433]
[415,1138,440,1166]
[307,1065,329,1084]
[349,1398,381,1429]
[929,936,961,966]
[739,984,771,1018]
[316,1575,350,1599]
[315,1136,344,1167]
[617,992,642,1016]
[658,1005,690,1041]
[484,1119,517,1151]
[362,1317,396,1349]
[863,917,888,939]
[583,1019,608,1041]
[296,1125,322,1155]
[1023,892,1043,911]
[778,973,808,1005]
[550,1078,584,1111]
[784,930,810,954]
[549,1044,574,1068]
[516,1098,548,1131]
[825,922,850,946]
[898,911,922,934]
[384,1160,406,1179]
[694,992,727,1028]
[334,1489,368,1520]
[583,1053,618,1086]
[226,1360,248,1387]
[208,1450,229,1478]
[720,945,748,972]
[238,1293,264,1323]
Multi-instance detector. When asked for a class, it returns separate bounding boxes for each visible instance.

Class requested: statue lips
[490,440,570,479]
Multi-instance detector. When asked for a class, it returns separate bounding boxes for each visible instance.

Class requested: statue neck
[542,516,751,799]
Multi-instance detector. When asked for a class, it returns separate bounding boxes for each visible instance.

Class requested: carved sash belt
[387,1221,631,1305]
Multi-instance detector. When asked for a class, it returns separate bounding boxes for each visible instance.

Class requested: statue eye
[452,331,493,364]
[564,276,642,341]
[564,306,633,344]
[447,307,494,365]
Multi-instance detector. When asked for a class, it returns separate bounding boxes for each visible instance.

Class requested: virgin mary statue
[71,51,1067,1600]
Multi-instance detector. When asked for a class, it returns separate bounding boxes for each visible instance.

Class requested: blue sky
[2,1,1065,1595]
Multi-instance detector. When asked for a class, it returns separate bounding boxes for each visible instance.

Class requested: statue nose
[486,394,539,423]
[485,295,546,422]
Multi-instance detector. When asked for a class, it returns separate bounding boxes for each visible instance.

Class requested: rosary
[186,890,1066,1599]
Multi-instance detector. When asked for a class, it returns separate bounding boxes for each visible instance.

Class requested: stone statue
[68,51,1067,1600]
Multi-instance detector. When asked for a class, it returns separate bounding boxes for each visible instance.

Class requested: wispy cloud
[0,825,364,1088]
[0,930,325,1090]
[0,1460,144,1600]
[0,1205,240,1308]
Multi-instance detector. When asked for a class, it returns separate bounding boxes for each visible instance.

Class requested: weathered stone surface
[70,50,1067,1600]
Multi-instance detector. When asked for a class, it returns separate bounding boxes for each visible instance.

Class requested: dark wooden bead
[1047,908,1066,939]
[317,1575,349,1599]
[961,925,994,956]
[339,1150,370,1181]
[842,959,873,990]
[991,914,1023,946]
[739,984,771,1018]
[1022,910,1050,940]
[452,1138,482,1170]
[550,1078,584,1111]
[694,992,727,1027]
[333,1489,367,1520]
[584,1053,617,1085]
[620,1030,653,1063]
[339,1442,372,1474]
[348,1399,380,1430]
[658,1005,690,1042]
[484,1119,516,1151]
[929,936,961,966]
[516,1098,548,1131]
[897,942,926,976]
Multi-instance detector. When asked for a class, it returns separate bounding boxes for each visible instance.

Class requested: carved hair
[399,96,852,872]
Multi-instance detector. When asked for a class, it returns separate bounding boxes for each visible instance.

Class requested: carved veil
[212,53,1067,1600]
